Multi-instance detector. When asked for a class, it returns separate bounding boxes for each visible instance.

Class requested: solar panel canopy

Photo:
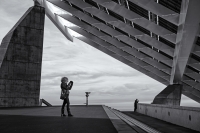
[35,0,200,104]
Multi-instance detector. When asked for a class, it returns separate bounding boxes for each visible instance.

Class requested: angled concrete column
[170,0,200,84]
[0,5,45,107]
[152,84,182,105]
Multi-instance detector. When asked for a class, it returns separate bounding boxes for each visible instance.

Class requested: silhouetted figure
[60,77,73,117]
[134,99,139,112]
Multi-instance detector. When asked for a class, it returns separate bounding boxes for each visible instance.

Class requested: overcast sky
[0,0,199,110]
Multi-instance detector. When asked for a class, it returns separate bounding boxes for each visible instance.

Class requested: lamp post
[85,92,91,106]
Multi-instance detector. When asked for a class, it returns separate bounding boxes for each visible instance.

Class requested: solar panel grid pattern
[62,0,175,83]
[46,0,200,103]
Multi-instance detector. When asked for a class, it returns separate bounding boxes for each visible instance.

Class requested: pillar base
[152,84,182,105]
[0,5,45,107]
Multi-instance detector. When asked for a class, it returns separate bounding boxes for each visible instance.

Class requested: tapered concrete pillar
[0,5,45,107]
[152,84,182,105]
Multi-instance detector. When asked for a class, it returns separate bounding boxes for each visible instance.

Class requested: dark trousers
[134,106,137,112]
[61,94,71,115]
[134,104,137,112]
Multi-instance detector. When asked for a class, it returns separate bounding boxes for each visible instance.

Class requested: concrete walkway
[1,105,197,133]
[123,111,199,133]
[103,105,140,133]
[0,105,117,133]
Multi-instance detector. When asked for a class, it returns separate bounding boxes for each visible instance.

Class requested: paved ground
[123,111,199,133]
[0,105,117,133]
[1,106,199,133]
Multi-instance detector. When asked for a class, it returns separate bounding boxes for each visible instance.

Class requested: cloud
[0,0,33,41]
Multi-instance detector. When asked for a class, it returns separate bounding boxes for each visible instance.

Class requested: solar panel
[159,0,182,13]
[134,23,151,36]
[159,36,175,48]
[108,9,124,22]
[128,0,149,19]
[158,17,178,34]
[111,0,119,4]
[85,0,99,8]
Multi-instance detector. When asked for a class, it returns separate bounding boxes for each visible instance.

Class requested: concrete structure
[1,0,200,106]
[152,84,182,105]
[0,5,45,106]
[33,0,200,105]
[39,99,52,106]
[0,105,197,133]
[137,103,200,132]
[1,1,199,130]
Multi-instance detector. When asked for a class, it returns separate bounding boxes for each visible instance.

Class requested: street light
[85,92,91,106]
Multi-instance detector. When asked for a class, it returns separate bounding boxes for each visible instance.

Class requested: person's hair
[61,77,68,82]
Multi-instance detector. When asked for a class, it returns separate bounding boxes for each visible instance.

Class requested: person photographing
[60,77,73,117]
[134,99,139,112]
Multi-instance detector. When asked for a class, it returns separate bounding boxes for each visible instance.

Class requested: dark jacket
[61,82,69,94]
[134,99,139,107]
[61,81,73,96]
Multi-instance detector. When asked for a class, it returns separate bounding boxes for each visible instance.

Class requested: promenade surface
[0,105,117,133]
[123,111,199,133]
[0,105,199,133]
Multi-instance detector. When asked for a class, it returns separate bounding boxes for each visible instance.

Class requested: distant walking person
[134,99,139,112]
[60,77,73,117]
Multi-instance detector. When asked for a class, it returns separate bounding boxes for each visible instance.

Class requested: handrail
[40,99,52,106]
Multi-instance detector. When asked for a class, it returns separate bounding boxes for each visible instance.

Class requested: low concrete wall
[137,103,200,132]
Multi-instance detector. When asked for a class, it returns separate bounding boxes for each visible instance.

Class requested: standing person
[134,99,139,112]
[60,77,73,117]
